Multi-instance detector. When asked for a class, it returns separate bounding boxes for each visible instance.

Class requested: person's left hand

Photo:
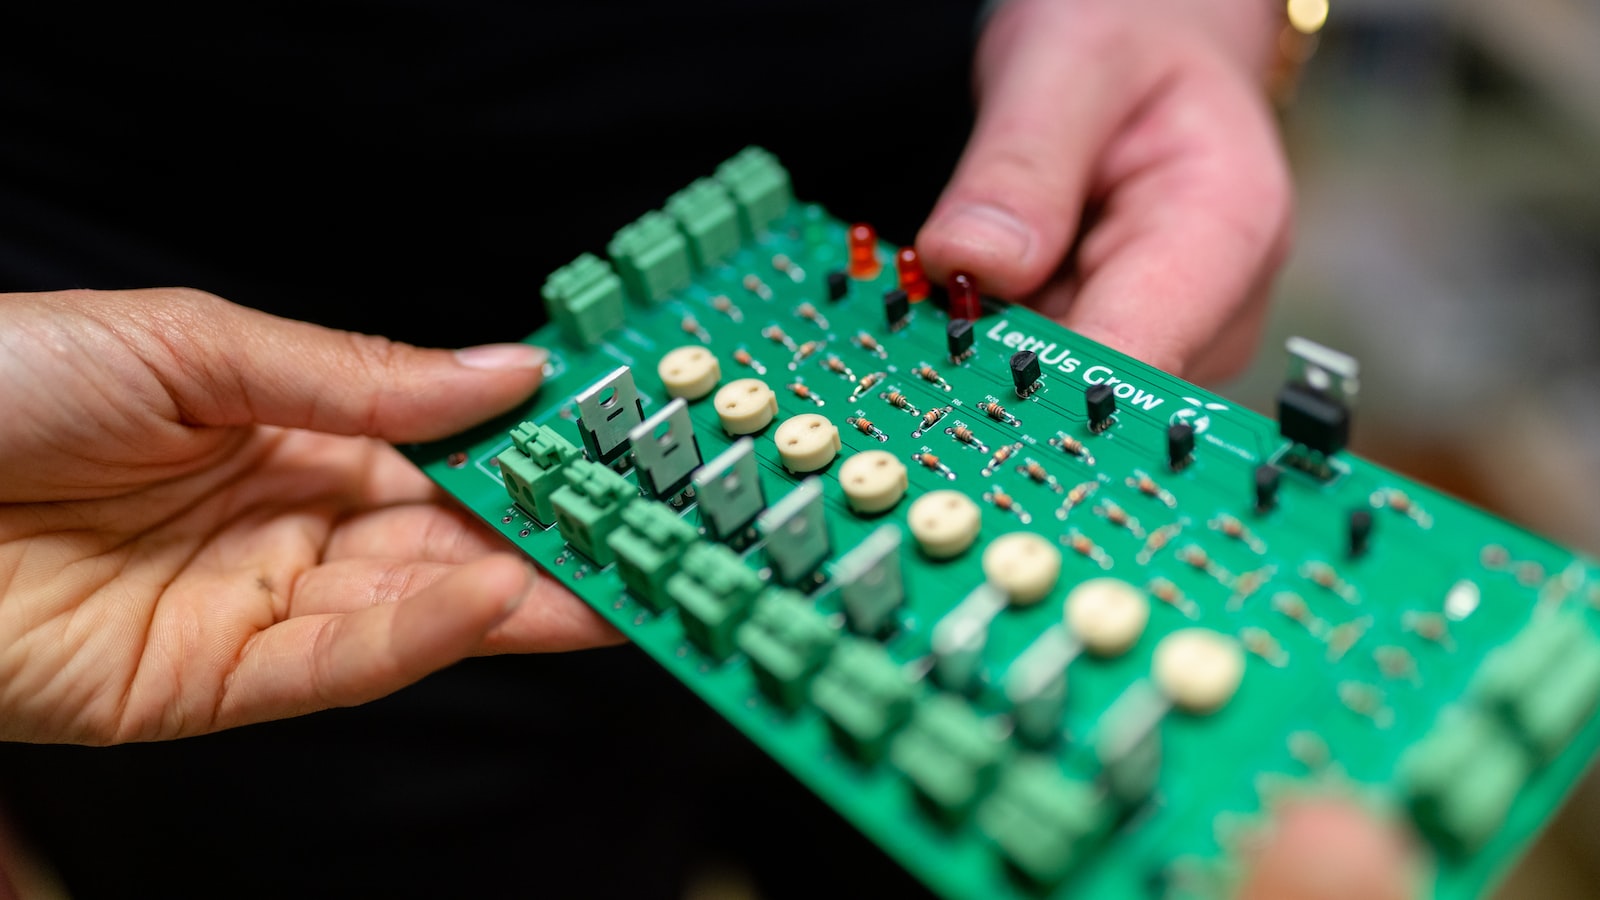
[0,287,620,746]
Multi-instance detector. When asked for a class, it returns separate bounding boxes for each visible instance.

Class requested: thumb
[1236,798,1422,900]
[915,0,1156,298]
[123,287,546,442]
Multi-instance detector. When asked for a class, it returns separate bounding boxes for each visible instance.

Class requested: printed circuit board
[402,147,1600,899]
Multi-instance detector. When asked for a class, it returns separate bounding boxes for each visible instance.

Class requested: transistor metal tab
[693,438,766,541]
[759,478,830,585]
[628,397,702,500]
[834,525,906,636]
[575,366,645,465]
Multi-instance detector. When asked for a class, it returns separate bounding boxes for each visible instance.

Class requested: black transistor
[1167,423,1195,470]
[1349,509,1374,557]
[947,319,975,361]
[1254,464,1280,513]
[826,269,849,302]
[1086,383,1116,433]
[1277,337,1360,457]
[1010,350,1041,397]
[883,288,910,329]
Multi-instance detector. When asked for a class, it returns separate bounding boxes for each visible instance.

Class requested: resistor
[850,371,886,401]
[787,383,825,406]
[1273,592,1328,638]
[1065,531,1112,570]
[1371,488,1433,528]
[1211,515,1267,554]
[1135,522,1184,564]
[1095,500,1143,536]
[978,400,1019,426]
[1302,561,1358,604]
[1337,681,1393,729]
[855,331,886,358]
[789,340,822,368]
[762,325,796,351]
[796,302,828,330]
[1240,627,1289,667]
[847,416,887,441]
[823,355,856,381]
[984,490,1030,524]
[743,273,773,300]
[982,442,1021,476]
[880,390,919,415]
[710,294,743,322]
[913,406,952,438]
[772,253,806,283]
[1227,565,1275,610]
[1127,471,1177,508]
[1324,615,1372,662]
[1051,433,1096,465]
[1056,481,1098,520]
[946,423,988,453]
[1374,645,1420,684]
[1020,459,1063,493]
[913,365,951,391]
[680,315,710,342]
[1402,611,1455,650]
[1148,578,1199,619]
[913,452,955,480]
[732,347,766,375]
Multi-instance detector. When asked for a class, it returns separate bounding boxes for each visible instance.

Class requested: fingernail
[455,343,549,371]
[938,203,1033,263]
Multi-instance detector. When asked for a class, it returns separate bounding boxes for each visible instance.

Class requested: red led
[848,223,881,279]
[895,247,929,303]
[948,270,981,321]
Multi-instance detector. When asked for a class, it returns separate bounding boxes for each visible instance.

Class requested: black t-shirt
[0,4,979,898]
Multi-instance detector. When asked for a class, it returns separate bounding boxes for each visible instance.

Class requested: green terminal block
[607,499,700,612]
[1401,705,1530,856]
[664,177,741,269]
[1473,611,1600,762]
[607,210,693,303]
[549,459,638,566]
[812,637,916,765]
[714,145,792,238]
[497,422,582,525]
[541,252,625,346]
[736,589,840,711]
[667,543,764,662]
[890,694,1010,825]
[977,757,1108,888]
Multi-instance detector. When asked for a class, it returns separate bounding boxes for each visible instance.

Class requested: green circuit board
[402,147,1600,899]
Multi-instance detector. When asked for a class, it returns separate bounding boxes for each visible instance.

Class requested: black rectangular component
[1277,382,1351,456]
[884,288,909,328]
[1167,423,1195,470]
[1086,383,1116,433]
[1010,351,1041,397]
[827,270,849,302]
[947,319,975,360]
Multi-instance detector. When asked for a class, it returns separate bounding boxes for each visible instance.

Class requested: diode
[896,247,930,302]
[848,222,881,279]
[948,270,982,321]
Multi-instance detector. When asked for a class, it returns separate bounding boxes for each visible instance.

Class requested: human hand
[0,288,619,745]
[918,0,1294,383]
[1236,797,1422,899]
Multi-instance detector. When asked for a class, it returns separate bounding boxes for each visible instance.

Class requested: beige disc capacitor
[658,345,721,400]
[714,378,778,435]
[982,532,1062,606]
[839,450,909,514]
[774,413,841,473]
[1152,628,1246,714]
[907,491,981,559]
[1065,578,1151,657]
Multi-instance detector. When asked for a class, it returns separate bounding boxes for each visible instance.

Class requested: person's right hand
[0,287,620,746]
[1236,797,1422,899]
